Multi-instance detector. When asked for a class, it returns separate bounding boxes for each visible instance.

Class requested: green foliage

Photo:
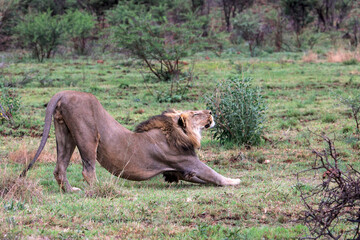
[206,75,266,146]
[0,87,21,124]
[344,8,360,47]
[232,9,264,56]
[63,10,96,55]
[0,0,20,36]
[281,0,316,48]
[15,10,65,62]
[281,0,316,34]
[152,71,193,103]
[107,0,206,81]
[322,113,337,123]
[18,0,57,14]
[338,92,360,133]
[343,59,358,65]
[300,30,326,50]
[186,224,241,239]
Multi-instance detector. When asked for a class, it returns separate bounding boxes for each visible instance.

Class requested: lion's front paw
[225,178,241,186]
[71,187,82,192]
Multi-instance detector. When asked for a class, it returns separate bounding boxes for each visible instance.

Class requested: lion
[20,91,240,192]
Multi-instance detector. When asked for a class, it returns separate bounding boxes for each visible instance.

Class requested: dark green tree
[314,0,355,31]
[281,0,317,48]
[221,0,254,32]
[77,0,119,18]
[232,9,264,56]
[15,11,65,61]
[108,0,206,81]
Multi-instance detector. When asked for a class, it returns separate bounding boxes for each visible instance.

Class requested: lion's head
[135,109,215,151]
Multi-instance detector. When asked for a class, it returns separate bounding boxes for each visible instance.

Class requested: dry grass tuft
[349,70,360,75]
[85,177,128,198]
[8,143,54,164]
[8,143,82,164]
[0,165,43,202]
[302,51,318,63]
[326,49,360,63]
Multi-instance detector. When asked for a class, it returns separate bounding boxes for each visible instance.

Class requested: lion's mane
[134,112,200,151]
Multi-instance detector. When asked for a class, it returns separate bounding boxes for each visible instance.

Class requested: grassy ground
[1,51,360,239]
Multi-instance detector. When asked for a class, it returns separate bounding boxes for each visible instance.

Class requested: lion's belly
[95,143,167,181]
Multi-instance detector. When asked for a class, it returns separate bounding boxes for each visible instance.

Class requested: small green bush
[338,92,360,133]
[0,87,21,124]
[343,59,358,65]
[322,113,337,123]
[206,76,266,146]
[15,10,65,62]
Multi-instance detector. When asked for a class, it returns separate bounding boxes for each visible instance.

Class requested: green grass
[1,52,360,239]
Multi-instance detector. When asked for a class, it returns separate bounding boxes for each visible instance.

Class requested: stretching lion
[20,91,240,192]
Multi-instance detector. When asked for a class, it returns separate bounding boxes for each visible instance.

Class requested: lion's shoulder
[134,113,196,152]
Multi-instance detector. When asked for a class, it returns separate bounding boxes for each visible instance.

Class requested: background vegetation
[1,0,360,239]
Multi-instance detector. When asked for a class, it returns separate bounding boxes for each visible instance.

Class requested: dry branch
[298,133,360,239]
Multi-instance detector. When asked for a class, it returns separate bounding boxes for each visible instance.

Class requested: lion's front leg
[163,171,207,184]
[194,163,241,186]
[172,158,240,186]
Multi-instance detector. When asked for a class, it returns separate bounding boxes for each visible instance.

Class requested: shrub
[337,92,360,133]
[0,87,20,124]
[63,10,96,55]
[205,76,266,146]
[144,66,194,103]
[15,10,65,62]
[343,58,358,65]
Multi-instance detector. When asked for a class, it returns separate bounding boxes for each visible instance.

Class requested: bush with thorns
[297,134,360,239]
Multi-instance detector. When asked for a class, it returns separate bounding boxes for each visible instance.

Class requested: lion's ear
[178,114,186,128]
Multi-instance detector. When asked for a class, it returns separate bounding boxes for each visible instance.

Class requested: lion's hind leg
[75,133,100,186]
[53,118,78,192]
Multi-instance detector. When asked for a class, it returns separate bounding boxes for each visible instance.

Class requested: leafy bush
[107,1,206,82]
[63,10,95,55]
[149,70,193,103]
[343,58,358,65]
[15,10,65,62]
[206,76,266,146]
[337,92,360,133]
[0,87,21,124]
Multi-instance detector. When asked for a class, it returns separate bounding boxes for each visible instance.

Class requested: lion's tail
[20,93,62,177]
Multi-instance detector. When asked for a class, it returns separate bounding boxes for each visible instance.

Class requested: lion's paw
[225,178,241,186]
[71,187,82,192]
